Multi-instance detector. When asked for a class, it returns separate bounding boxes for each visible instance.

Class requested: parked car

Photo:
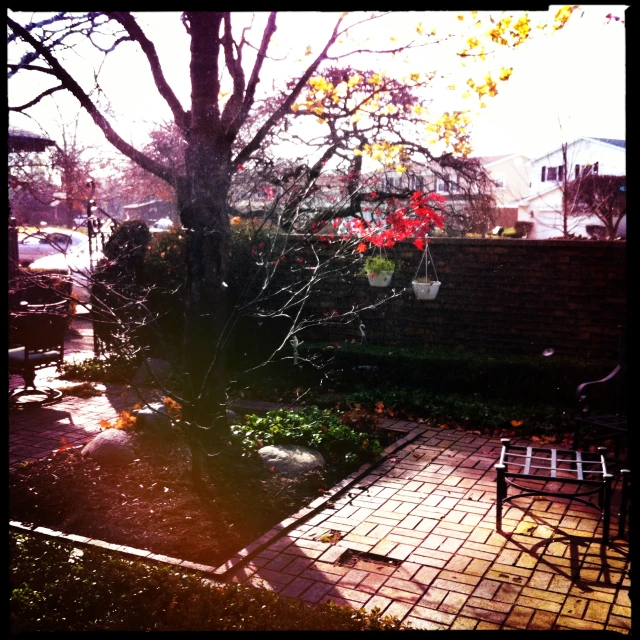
[28,242,103,304]
[18,227,88,266]
[149,217,176,233]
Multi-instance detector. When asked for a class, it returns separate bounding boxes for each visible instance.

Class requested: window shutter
[575,165,580,178]
[559,165,564,181]
[594,162,599,174]
[541,166,546,182]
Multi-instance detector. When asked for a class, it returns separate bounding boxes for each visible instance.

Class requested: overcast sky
[8,8,626,163]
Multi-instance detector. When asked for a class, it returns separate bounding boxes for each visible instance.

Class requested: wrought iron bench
[9,300,68,408]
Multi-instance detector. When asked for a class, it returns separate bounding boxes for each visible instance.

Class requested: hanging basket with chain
[411,240,440,300]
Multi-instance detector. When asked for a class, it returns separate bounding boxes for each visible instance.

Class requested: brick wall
[296,238,626,360]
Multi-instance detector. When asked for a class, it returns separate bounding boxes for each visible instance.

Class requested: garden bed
[9,423,395,569]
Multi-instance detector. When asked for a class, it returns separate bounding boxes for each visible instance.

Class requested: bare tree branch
[9,85,65,111]
[219,12,246,131]
[8,62,58,76]
[8,14,178,187]
[233,14,345,167]
[105,12,188,132]
[227,12,276,139]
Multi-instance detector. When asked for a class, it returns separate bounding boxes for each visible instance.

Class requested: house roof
[8,125,55,152]
[529,137,626,164]
[591,138,626,149]
[122,199,168,210]
[473,154,511,165]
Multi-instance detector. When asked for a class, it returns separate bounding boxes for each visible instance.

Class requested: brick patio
[213,417,631,632]
[9,319,631,632]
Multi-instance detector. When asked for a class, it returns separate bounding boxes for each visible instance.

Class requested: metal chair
[574,325,627,466]
[9,301,67,408]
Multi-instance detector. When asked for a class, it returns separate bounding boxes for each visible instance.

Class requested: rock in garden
[82,429,135,465]
[133,403,173,437]
[258,444,325,474]
[132,357,175,386]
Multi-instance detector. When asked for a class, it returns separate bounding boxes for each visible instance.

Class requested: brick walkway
[9,314,152,469]
[214,420,631,632]
[9,320,632,632]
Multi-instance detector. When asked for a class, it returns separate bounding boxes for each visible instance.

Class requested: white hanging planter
[412,241,440,301]
[368,271,394,287]
[362,252,395,288]
[412,279,441,300]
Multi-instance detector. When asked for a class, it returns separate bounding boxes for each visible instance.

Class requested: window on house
[386,174,402,190]
[594,162,599,174]
[436,177,447,193]
[575,164,580,178]
[410,175,424,191]
[547,166,557,181]
[449,180,459,193]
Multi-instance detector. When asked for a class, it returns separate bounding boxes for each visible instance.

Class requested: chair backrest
[19,299,68,314]
[576,324,626,416]
[10,310,66,354]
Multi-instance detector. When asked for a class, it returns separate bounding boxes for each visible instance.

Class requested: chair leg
[22,367,36,389]
[602,474,613,546]
[618,469,630,539]
[495,464,506,531]
[573,422,582,451]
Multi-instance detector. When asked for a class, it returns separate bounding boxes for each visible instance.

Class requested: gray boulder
[82,429,135,465]
[133,403,173,437]
[132,358,175,387]
[258,444,325,474]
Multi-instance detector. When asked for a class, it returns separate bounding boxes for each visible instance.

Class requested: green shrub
[103,219,151,269]
[59,353,139,383]
[10,531,404,631]
[345,385,573,435]
[301,342,617,408]
[230,406,383,465]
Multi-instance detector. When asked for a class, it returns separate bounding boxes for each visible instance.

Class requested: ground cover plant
[59,353,139,383]
[231,405,384,466]
[10,531,405,631]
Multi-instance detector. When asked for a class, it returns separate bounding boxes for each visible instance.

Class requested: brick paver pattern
[9,317,631,632]
[217,423,631,633]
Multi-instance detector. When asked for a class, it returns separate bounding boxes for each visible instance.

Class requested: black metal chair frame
[495,438,614,545]
[617,468,631,539]
[9,301,67,408]
[574,325,627,465]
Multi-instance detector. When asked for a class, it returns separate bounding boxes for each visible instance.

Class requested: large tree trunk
[65,193,75,229]
[178,146,232,448]
[178,13,233,449]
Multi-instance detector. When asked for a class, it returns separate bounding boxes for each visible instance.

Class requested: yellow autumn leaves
[426,111,473,156]
[99,397,182,431]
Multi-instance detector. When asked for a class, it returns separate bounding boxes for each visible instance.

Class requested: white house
[476,153,531,228]
[516,137,625,239]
